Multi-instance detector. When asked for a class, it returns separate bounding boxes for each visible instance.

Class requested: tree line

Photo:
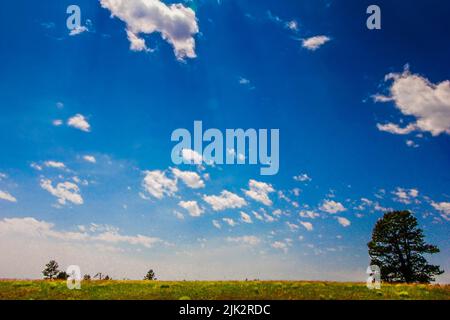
[43,210,444,284]
[42,260,157,281]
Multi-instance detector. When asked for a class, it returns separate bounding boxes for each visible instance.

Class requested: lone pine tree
[368,211,444,283]
[42,260,60,280]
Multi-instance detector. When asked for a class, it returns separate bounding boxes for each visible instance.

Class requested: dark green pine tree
[368,211,444,283]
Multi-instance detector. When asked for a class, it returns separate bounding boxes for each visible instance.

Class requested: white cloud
[40,179,83,205]
[293,173,311,182]
[240,211,253,224]
[299,210,319,219]
[30,163,43,171]
[244,179,275,206]
[0,217,160,248]
[376,122,417,135]
[222,218,237,227]
[212,220,221,229]
[227,236,260,246]
[173,210,184,220]
[406,139,419,148]
[52,119,63,126]
[142,170,177,199]
[431,201,450,221]
[126,29,151,52]
[337,217,351,227]
[263,213,276,223]
[299,221,313,231]
[178,200,203,217]
[239,77,250,85]
[286,20,298,31]
[302,35,330,50]
[44,161,66,169]
[392,187,419,204]
[0,190,17,203]
[67,114,91,132]
[69,25,89,36]
[286,222,299,231]
[374,67,450,136]
[181,148,203,164]
[203,190,247,211]
[319,200,346,214]
[172,168,205,189]
[100,0,199,60]
[83,155,96,163]
[271,241,288,253]
[93,231,159,248]
[252,210,264,221]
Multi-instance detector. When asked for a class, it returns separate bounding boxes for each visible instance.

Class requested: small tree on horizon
[144,269,157,280]
[42,260,60,280]
[368,210,444,283]
[56,271,69,280]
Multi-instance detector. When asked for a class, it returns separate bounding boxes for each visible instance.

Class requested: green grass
[0,280,448,300]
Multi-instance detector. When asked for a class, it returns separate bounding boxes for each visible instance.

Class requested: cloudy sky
[0,0,449,282]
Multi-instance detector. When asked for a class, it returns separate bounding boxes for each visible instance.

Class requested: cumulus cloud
[126,29,151,52]
[100,0,199,60]
[252,211,264,221]
[172,168,205,189]
[431,201,450,221]
[212,220,221,229]
[173,210,184,220]
[67,114,91,132]
[40,179,83,205]
[337,217,351,227]
[302,35,330,50]
[299,221,313,231]
[203,190,247,211]
[392,187,419,204]
[286,222,299,232]
[244,179,275,206]
[374,66,450,136]
[240,211,253,224]
[222,218,237,227]
[142,170,177,199]
[93,231,159,248]
[0,190,17,203]
[299,210,319,219]
[271,241,288,253]
[293,173,311,182]
[69,25,89,36]
[319,200,346,214]
[376,123,417,135]
[83,155,96,163]
[227,236,260,246]
[0,217,160,248]
[178,200,203,217]
[181,148,203,164]
[44,161,66,169]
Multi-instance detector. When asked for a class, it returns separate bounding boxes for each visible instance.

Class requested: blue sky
[0,0,449,281]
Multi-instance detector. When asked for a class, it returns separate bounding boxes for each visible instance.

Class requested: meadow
[0,280,449,300]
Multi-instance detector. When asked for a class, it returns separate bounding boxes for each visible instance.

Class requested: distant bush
[144,269,157,280]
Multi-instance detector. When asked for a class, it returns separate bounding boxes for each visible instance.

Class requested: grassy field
[0,280,449,300]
